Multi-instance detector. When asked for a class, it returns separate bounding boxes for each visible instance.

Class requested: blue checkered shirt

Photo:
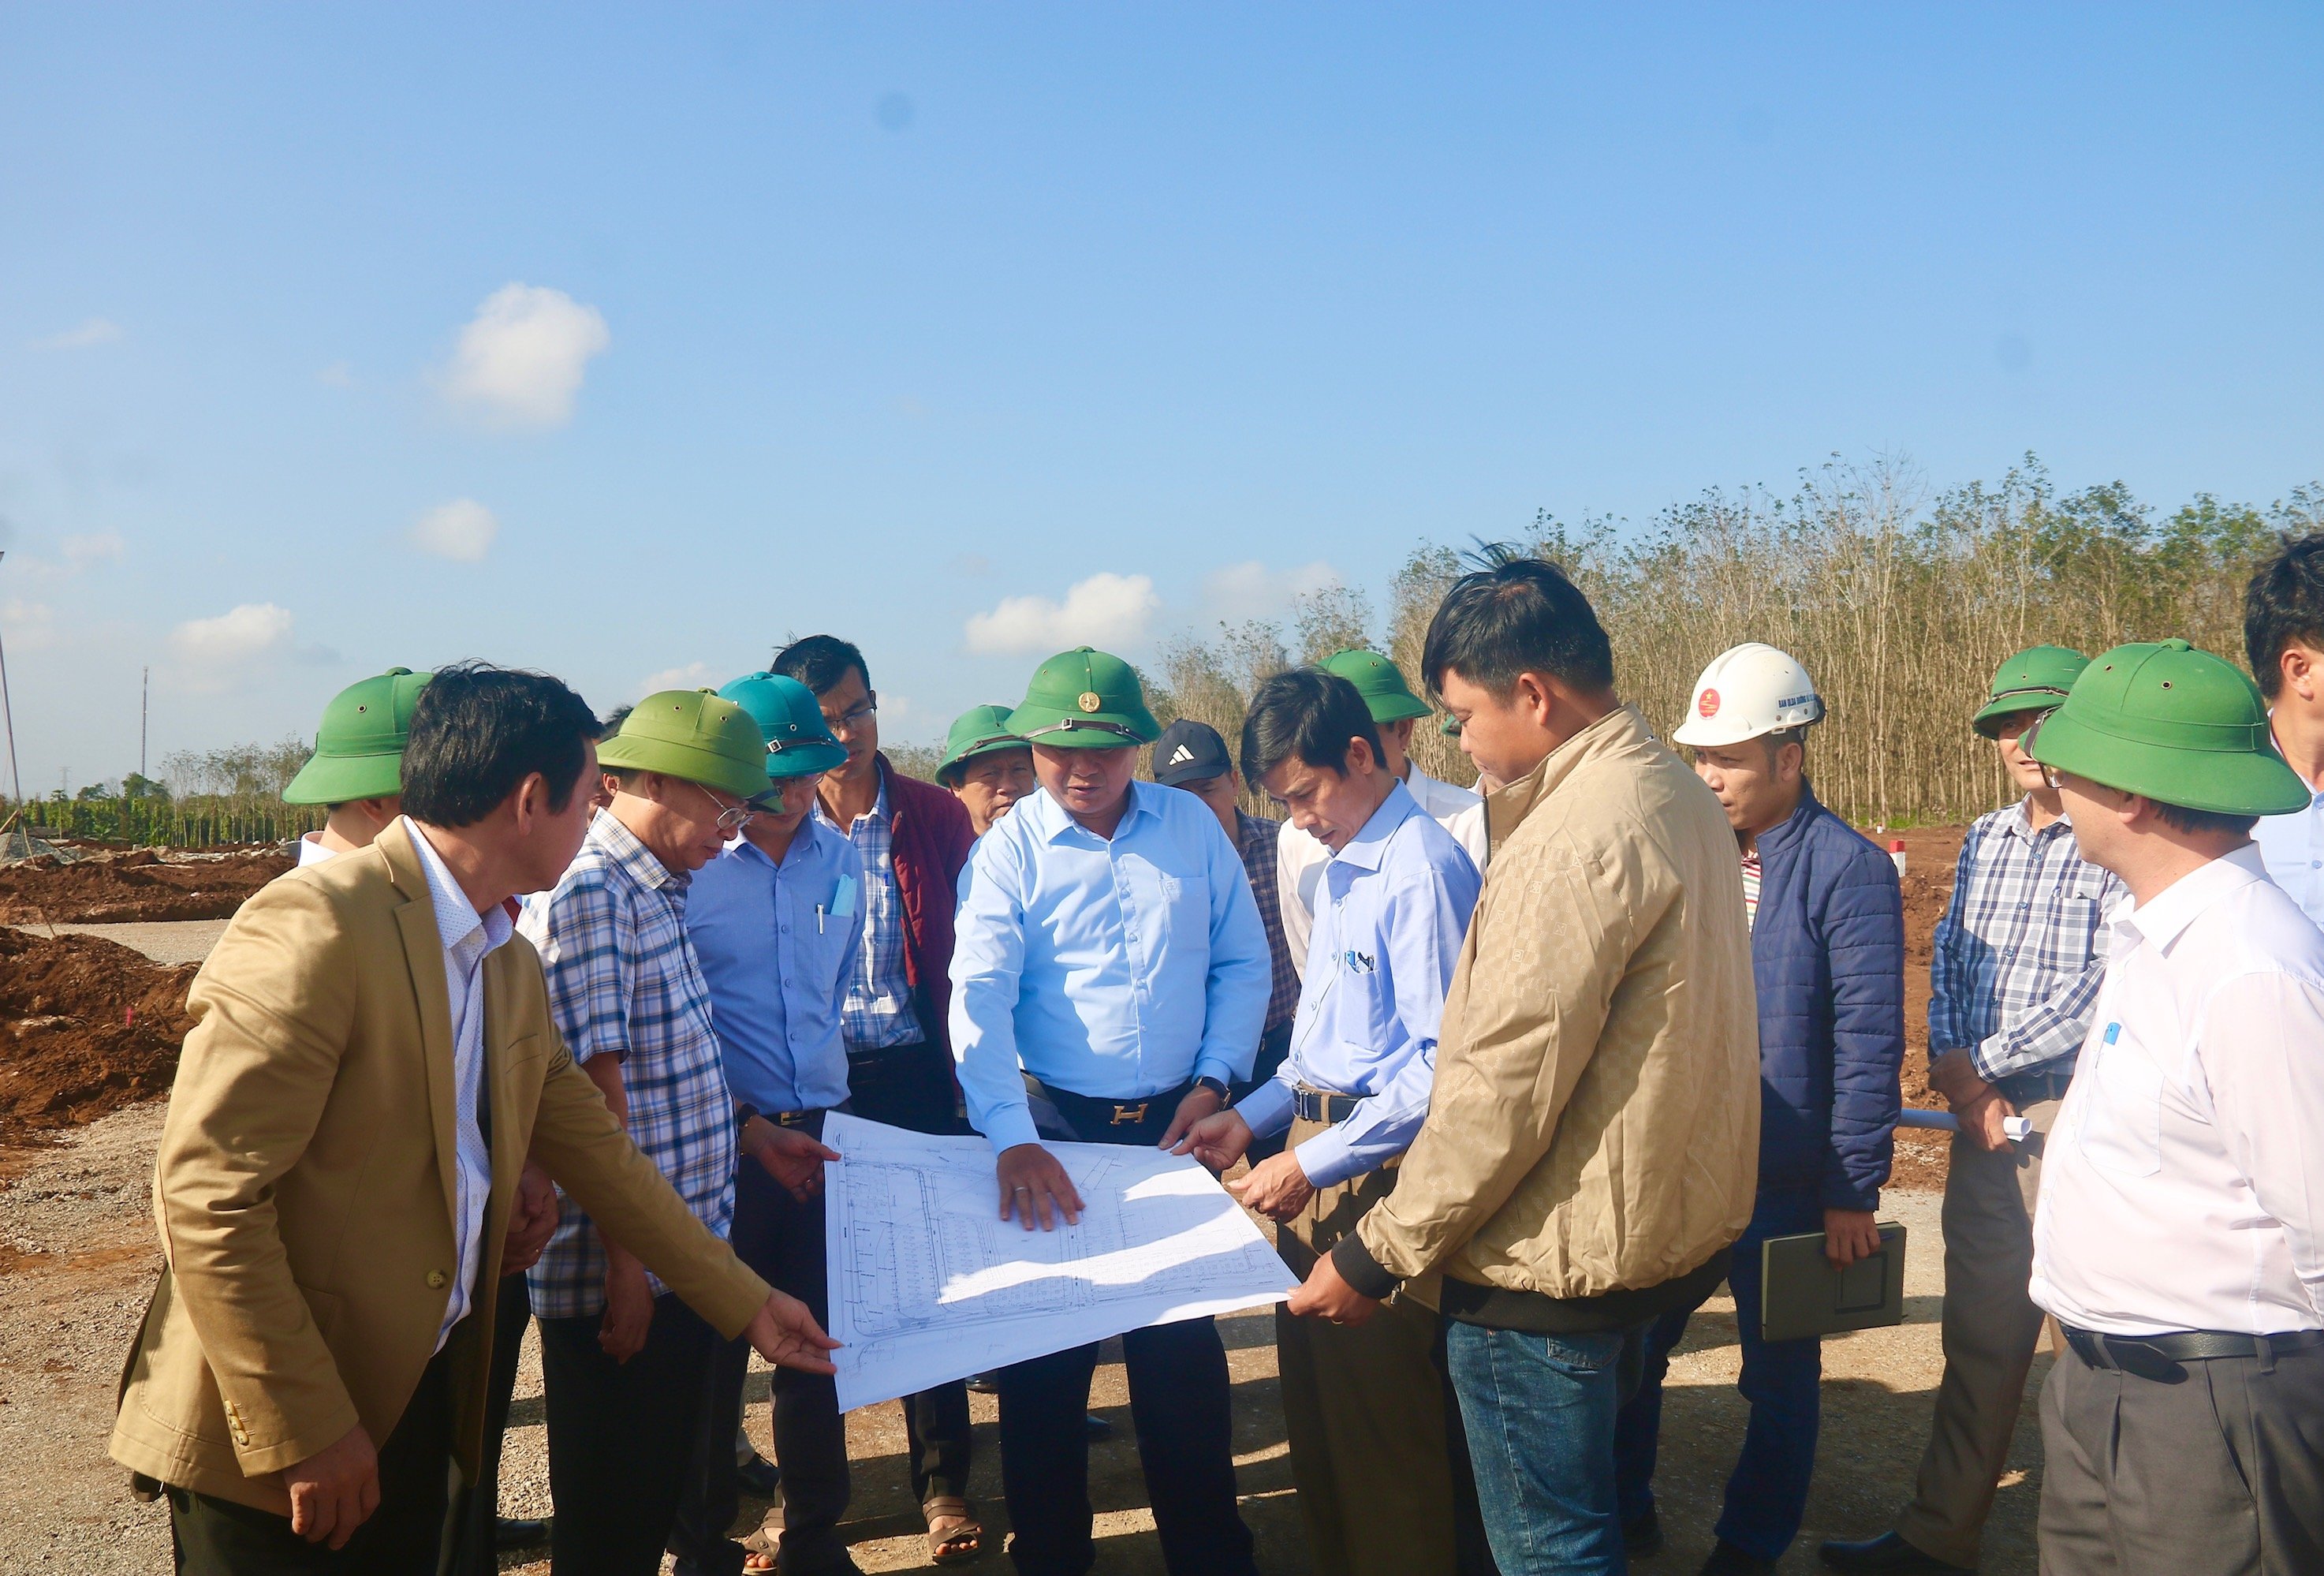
[1237,811,1300,1035]
[1929,800,2125,1085]
[815,779,920,1051]
[521,811,736,1319]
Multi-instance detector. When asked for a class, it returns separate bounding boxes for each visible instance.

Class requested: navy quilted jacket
[1750,786,1904,1210]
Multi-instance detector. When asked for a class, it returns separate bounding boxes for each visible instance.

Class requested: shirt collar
[591,806,685,893]
[814,775,890,832]
[1028,779,1156,844]
[2117,842,2266,952]
[2001,797,2078,842]
[401,817,513,959]
[1330,780,1420,874]
[723,819,829,872]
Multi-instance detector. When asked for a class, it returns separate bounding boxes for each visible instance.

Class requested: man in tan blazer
[111,663,837,1574]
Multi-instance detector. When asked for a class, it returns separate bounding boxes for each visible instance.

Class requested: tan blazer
[110,820,770,1512]
[1355,705,1761,1298]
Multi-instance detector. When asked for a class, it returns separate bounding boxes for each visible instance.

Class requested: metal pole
[0,551,22,811]
[141,666,149,778]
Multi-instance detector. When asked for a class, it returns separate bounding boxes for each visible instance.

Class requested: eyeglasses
[694,782,759,835]
[2019,708,2063,790]
[823,695,878,736]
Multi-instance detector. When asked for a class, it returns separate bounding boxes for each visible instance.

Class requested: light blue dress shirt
[1233,782,1480,1189]
[2255,782,2324,928]
[950,780,1274,1153]
[687,820,867,1115]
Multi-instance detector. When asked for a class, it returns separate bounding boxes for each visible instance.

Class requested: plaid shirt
[1930,800,2125,1085]
[1237,810,1300,1034]
[521,811,736,1319]
[816,780,921,1051]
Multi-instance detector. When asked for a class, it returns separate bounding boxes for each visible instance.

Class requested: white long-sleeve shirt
[1275,763,1487,981]
[2030,843,2324,1337]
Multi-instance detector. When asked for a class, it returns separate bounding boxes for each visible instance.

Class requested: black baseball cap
[1151,719,1233,787]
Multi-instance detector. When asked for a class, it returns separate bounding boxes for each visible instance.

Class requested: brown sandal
[924,1496,985,1565]
[739,1514,782,1573]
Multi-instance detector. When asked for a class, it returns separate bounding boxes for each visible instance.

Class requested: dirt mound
[0,846,289,924]
[0,928,198,1140]
[1885,823,1969,1191]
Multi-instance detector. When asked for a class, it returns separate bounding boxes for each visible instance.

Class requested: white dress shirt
[401,819,511,1351]
[2030,843,2324,1337]
[1275,763,1487,981]
[2251,779,2324,927]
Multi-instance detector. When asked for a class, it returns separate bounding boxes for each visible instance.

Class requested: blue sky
[2,5,2318,792]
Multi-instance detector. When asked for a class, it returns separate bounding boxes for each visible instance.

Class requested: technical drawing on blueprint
[821,1111,1296,1411]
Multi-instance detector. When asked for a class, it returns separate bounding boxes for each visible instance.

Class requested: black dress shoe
[1699,1541,1778,1575]
[735,1451,782,1499]
[1623,1504,1665,1555]
[1819,1531,1976,1572]
[495,1515,551,1551]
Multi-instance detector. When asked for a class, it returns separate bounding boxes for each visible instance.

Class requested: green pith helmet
[596,689,774,801]
[717,672,847,779]
[1321,648,1433,724]
[283,667,432,805]
[1972,645,2090,738]
[1006,648,1160,749]
[938,704,1029,786]
[2027,640,2308,816]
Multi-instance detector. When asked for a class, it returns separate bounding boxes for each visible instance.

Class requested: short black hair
[771,635,870,697]
[401,662,598,829]
[1240,669,1383,786]
[2244,532,2324,699]
[1421,546,1615,699]
[2148,801,2260,838]
[597,704,633,741]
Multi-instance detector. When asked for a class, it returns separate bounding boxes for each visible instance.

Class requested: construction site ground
[2,823,2039,1574]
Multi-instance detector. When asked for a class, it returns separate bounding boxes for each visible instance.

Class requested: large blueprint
[821,1111,1297,1412]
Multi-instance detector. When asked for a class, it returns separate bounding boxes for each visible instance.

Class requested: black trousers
[168,1324,459,1575]
[673,1133,854,1576]
[446,1272,532,1576]
[539,1290,721,1576]
[845,1042,976,1503]
[1231,1020,1295,1163]
[994,1094,1259,1576]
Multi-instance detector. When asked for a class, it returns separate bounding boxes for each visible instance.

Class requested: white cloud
[61,530,125,565]
[1200,559,1341,623]
[438,283,610,430]
[409,498,499,562]
[170,603,295,668]
[964,572,1160,655]
[637,661,715,697]
[1,599,56,651]
[34,317,125,351]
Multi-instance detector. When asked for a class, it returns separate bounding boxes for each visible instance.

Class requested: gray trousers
[1893,1098,2057,1567]
[2039,1336,2324,1574]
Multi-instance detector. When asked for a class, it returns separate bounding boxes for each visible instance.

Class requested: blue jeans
[1444,1320,1634,1576]
[1613,1188,1825,1562]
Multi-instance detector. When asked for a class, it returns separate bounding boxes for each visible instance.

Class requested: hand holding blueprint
[821,1111,1297,1412]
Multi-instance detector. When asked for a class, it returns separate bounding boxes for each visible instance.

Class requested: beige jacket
[1352,704,1759,1301]
[110,820,771,1512]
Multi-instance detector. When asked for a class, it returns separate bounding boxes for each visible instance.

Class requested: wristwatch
[735,1103,761,1133]
[1193,1076,1230,1101]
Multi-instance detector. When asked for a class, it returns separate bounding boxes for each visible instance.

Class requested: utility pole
[0,550,23,812]
[140,666,149,779]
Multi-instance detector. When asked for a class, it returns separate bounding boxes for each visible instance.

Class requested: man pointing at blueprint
[949,646,1273,1576]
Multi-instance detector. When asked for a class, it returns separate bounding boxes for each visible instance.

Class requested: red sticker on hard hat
[1698,689,1721,719]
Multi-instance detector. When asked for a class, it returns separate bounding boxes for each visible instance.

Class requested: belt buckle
[1110,1101,1149,1126]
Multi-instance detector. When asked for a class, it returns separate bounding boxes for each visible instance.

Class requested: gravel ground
[2,1102,2039,1576]
[4,921,231,968]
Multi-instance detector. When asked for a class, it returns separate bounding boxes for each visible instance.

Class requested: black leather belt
[1995,1067,2075,1105]
[2061,1322,2324,1382]
[1292,1086,1360,1124]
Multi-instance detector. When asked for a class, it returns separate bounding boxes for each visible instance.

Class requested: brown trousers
[1893,1096,2059,1568]
[1274,1116,1460,1576]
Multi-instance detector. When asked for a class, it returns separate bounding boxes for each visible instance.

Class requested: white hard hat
[1671,643,1825,747]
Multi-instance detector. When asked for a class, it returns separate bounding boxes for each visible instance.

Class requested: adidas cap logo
[1167,744,1196,765]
